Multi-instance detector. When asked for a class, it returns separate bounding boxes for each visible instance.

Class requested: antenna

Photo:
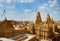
[46,9,49,15]
[2,9,7,20]
[2,10,5,17]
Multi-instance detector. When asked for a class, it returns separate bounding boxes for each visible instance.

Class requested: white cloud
[0,0,16,3]
[48,0,58,8]
[18,0,34,3]
[0,0,16,9]
[44,3,48,6]
[39,6,45,10]
[6,5,15,9]
[38,3,49,10]
[6,0,12,3]
[53,11,57,14]
[39,0,58,10]
[38,3,49,11]
[6,0,17,3]
[24,9,32,13]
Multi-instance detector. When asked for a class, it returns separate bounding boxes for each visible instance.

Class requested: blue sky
[0,0,60,21]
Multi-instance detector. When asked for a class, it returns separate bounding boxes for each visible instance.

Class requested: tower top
[45,13,51,23]
[35,10,42,24]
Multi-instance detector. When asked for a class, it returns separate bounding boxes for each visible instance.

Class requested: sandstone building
[28,11,59,41]
[0,10,60,41]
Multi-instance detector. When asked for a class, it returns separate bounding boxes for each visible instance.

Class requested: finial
[36,8,38,12]
[5,17,7,20]
[46,9,49,15]
[52,17,54,21]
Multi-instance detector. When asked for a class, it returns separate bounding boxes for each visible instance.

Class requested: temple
[0,10,60,41]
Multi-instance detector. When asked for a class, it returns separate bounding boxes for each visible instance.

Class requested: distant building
[0,19,27,38]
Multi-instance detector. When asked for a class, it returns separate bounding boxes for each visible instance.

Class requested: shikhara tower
[35,11,42,24]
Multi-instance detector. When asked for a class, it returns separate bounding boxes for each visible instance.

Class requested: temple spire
[45,11,51,23]
[35,8,42,24]
[51,18,55,23]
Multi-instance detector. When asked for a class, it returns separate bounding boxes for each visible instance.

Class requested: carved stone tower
[45,14,51,23]
[35,11,42,24]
